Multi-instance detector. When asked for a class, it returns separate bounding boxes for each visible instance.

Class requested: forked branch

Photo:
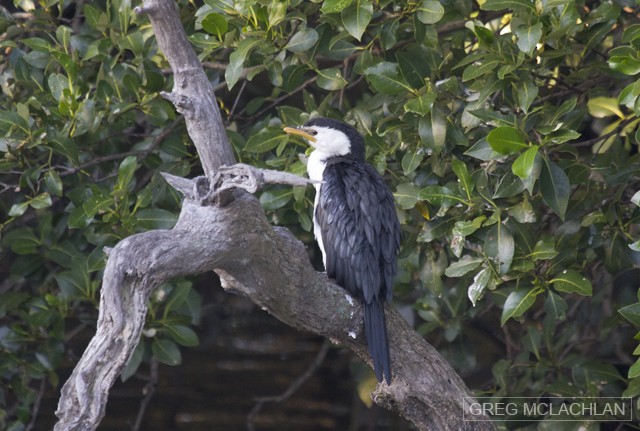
[54,0,494,430]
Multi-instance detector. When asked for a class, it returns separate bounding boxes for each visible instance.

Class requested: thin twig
[58,117,183,177]
[246,341,331,431]
[573,116,636,150]
[245,76,318,121]
[131,359,159,431]
[25,379,46,431]
[226,79,247,126]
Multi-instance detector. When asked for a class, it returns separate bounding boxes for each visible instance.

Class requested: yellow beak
[283,126,317,143]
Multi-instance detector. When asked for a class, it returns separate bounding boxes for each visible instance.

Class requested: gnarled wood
[55,182,494,431]
[136,0,235,172]
[54,0,495,430]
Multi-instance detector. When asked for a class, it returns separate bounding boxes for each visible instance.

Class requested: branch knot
[161,164,316,207]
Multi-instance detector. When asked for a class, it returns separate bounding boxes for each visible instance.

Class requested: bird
[284,117,401,384]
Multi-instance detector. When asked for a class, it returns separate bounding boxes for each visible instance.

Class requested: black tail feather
[363,300,391,383]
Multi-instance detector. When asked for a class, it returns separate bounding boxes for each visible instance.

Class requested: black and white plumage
[284,117,401,384]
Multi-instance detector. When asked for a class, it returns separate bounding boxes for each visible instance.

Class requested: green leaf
[628,357,640,379]
[451,158,474,199]
[587,96,624,118]
[493,173,525,198]
[394,182,421,209]
[465,138,499,161]
[136,208,178,230]
[419,185,458,207]
[245,129,288,153]
[401,151,424,175]
[619,80,640,106]
[515,80,539,113]
[551,270,592,296]
[68,206,93,229]
[396,45,432,88]
[501,288,538,325]
[316,68,347,90]
[452,216,485,236]
[514,23,542,56]
[152,338,182,366]
[523,326,541,359]
[512,145,539,179]
[539,157,570,220]
[544,129,581,145]
[623,24,640,43]
[446,255,483,277]
[259,187,294,210]
[341,0,373,41]
[22,37,52,52]
[321,0,352,14]
[464,22,495,46]
[44,170,63,196]
[365,62,412,95]
[416,0,444,25]
[403,91,436,116]
[419,109,447,154]
[55,267,91,299]
[190,33,223,51]
[117,31,145,57]
[165,325,199,347]
[619,302,640,327]
[285,28,319,53]
[468,267,491,306]
[481,0,536,12]
[419,252,446,295]
[201,12,228,38]
[544,291,567,320]
[84,4,108,32]
[531,238,558,261]
[485,223,514,275]
[0,111,30,135]
[2,227,40,254]
[82,194,112,217]
[29,192,52,209]
[486,126,528,155]
[622,376,640,398]
[462,58,501,82]
[509,199,536,223]
[541,0,571,9]
[609,56,640,76]
[226,38,263,90]
[117,155,137,190]
[158,283,194,321]
[8,201,29,218]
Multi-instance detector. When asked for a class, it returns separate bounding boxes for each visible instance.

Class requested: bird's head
[284,117,365,161]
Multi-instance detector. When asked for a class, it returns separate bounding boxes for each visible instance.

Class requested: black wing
[316,159,400,304]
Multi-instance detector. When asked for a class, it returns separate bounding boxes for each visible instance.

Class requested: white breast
[307,150,327,189]
[307,150,328,267]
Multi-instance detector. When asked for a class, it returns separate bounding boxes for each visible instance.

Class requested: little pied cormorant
[284,117,401,384]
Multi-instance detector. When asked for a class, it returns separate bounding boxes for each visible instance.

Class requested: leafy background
[1,0,640,428]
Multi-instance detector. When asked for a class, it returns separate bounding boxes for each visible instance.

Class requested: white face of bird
[284,125,351,157]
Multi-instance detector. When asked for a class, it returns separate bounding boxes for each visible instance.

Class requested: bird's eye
[310,130,318,136]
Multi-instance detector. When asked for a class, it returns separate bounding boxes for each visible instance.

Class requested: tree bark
[54,1,495,430]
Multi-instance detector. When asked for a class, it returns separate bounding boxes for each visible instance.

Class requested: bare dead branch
[53,0,495,430]
[135,0,235,173]
[247,341,331,431]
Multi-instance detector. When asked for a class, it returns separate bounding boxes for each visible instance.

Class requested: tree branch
[54,176,494,430]
[136,0,235,173]
[53,0,494,430]
[247,341,331,431]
